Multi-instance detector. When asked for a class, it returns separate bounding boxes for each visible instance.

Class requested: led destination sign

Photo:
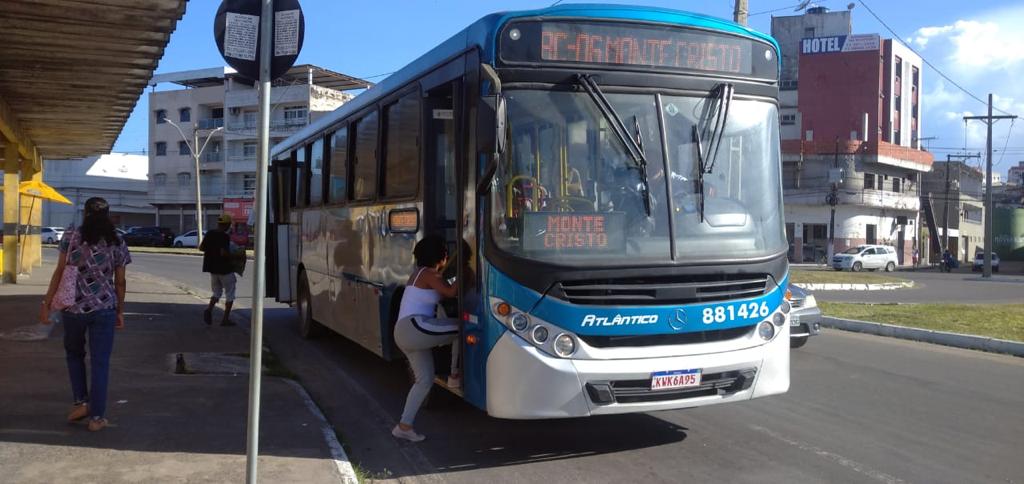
[500,21,777,79]
[522,212,626,253]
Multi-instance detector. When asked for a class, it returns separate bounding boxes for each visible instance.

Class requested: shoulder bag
[51,231,78,311]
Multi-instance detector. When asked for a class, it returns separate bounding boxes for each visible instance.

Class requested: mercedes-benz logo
[669,308,686,330]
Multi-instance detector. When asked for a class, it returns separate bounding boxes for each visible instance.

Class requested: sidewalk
[0,260,350,483]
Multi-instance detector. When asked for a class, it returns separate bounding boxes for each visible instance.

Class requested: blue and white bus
[268,4,790,419]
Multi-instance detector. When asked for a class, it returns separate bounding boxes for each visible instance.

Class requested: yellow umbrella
[18,179,72,205]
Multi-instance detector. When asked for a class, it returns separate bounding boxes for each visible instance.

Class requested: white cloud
[911,25,954,49]
[911,17,1024,71]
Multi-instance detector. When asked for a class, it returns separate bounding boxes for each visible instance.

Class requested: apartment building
[147,65,369,232]
[772,8,933,265]
[922,161,984,262]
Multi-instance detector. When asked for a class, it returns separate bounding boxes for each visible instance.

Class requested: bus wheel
[297,272,324,339]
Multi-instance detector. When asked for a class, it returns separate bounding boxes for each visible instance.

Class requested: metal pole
[246,0,272,482]
[194,128,204,247]
[983,94,993,278]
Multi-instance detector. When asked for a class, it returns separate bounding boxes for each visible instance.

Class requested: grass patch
[790,268,908,285]
[820,302,1024,342]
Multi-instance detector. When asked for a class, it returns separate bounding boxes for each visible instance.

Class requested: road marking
[284,379,359,484]
[749,425,906,484]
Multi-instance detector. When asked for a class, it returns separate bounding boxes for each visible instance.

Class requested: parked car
[122,226,175,247]
[972,252,1000,272]
[41,226,65,244]
[831,244,899,272]
[172,230,206,248]
[788,284,821,349]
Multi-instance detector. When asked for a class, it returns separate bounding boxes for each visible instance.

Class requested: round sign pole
[214,1,304,482]
[244,0,273,481]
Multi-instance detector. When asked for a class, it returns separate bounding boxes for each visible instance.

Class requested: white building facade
[42,153,151,229]
[147,65,368,233]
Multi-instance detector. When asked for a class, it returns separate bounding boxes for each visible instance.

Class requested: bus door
[423,78,464,377]
[269,153,297,303]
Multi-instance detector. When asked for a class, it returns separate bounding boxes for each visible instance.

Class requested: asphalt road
[115,250,1024,484]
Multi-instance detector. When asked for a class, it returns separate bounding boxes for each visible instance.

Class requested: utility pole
[964,94,1016,278]
[165,118,223,248]
[734,0,748,25]
[826,137,841,263]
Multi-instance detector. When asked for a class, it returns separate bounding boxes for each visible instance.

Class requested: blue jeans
[62,309,117,419]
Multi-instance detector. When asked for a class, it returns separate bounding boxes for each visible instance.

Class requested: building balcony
[225,86,308,108]
[785,188,921,211]
[225,189,255,199]
[197,118,225,130]
[225,117,308,137]
[225,158,254,173]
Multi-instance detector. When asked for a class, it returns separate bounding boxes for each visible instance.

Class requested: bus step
[433,376,464,398]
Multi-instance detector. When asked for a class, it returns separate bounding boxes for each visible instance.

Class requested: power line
[994,120,1017,168]
[857,0,1015,117]
[750,1,818,17]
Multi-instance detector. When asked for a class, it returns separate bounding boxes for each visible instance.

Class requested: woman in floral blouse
[41,197,131,432]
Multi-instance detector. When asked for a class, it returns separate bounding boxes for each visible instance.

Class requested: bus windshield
[491,89,785,265]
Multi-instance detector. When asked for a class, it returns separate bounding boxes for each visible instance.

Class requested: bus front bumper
[485,327,789,419]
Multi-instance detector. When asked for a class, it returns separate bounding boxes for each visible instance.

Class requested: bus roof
[272,4,778,157]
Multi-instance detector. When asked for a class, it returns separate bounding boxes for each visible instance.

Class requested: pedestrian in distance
[40,197,131,432]
[392,235,461,443]
[201,214,237,326]
[912,247,919,268]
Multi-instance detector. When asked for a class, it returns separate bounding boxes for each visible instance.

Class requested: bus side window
[352,111,379,201]
[309,138,325,206]
[329,127,348,204]
[382,91,420,199]
[294,146,308,207]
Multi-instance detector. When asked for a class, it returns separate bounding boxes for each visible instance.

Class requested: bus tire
[297,271,325,339]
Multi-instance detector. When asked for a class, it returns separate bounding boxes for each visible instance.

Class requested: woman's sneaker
[87,417,108,432]
[67,404,88,422]
[391,425,425,442]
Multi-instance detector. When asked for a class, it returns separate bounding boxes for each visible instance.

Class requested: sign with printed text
[800,34,880,55]
[214,0,304,81]
[522,212,626,253]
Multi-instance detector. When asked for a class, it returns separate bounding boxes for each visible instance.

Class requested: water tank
[807,6,830,14]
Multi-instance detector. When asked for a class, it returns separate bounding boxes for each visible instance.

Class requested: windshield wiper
[575,73,652,216]
[692,83,734,223]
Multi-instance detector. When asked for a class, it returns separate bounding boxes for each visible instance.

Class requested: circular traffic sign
[214,0,304,81]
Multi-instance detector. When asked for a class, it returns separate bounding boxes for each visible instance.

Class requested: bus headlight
[531,325,549,344]
[553,333,576,357]
[758,321,775,340]
[510,313,530,332]
[772,312,786,326]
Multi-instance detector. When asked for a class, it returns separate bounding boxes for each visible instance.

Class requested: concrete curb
[822,316,1024,357]
[793,280,914,291]
[284,379,360,484]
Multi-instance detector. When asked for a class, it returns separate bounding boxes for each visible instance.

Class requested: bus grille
[578,324,755,348]
[587,368,757,405]
[553,274,770,306]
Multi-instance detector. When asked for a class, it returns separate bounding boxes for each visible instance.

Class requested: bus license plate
[650,369,702,390]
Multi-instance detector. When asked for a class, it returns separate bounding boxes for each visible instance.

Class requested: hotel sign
[801,34,880,55]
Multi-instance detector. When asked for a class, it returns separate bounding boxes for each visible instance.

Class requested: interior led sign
[522,212,626,253]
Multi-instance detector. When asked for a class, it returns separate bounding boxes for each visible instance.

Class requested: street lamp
[164,118,223,247]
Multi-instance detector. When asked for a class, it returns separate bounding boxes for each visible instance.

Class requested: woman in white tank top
[391,235,460,442]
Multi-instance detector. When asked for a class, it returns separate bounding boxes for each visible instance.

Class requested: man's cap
[218,214,233,225]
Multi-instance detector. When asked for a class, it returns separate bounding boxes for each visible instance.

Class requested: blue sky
[113,0,1024,179]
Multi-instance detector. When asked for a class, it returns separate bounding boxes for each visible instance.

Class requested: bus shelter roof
[0,0,186,161]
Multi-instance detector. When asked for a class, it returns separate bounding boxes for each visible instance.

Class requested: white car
[972,252,1000,272]
[831,244,899,272]
[172,230,206,248]
[42,227,65,244]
